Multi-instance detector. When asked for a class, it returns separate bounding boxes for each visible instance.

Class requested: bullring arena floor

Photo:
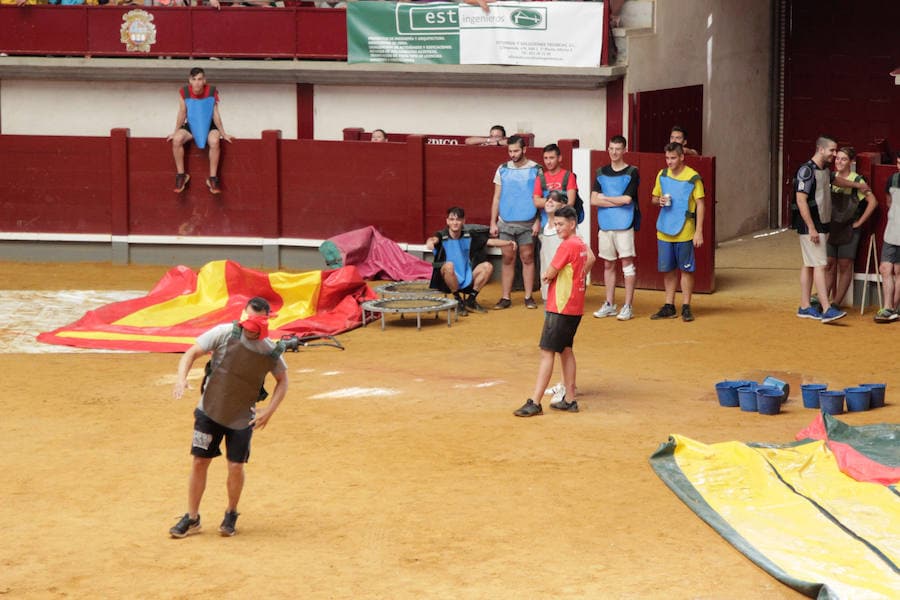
[1,229,896,599]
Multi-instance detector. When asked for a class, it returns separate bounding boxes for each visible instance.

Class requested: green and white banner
[347,1,604,67]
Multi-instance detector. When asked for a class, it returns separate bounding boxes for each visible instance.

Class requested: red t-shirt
[547,235,589,315]
[180,84,219,104]
[533,169,578,200]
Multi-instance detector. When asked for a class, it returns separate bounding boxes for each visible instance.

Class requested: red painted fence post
[406,135,426,243]
[260,129,282,268]
[110,127,130,264]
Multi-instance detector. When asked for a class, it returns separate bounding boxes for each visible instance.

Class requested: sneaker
[650,304,677,320]
[550,396,579,412]
[797,306,823,320]
[466,295,487,313]
[820,306,846,324]
[174,173,190,193]
[456,299,469,317]
[616,305,633,321]
[874,308,899,323]
[681,304,694,322]
[493,298,512,310]
[206,176,222,195]
[593,302,618,318]
[524,297,538,310]
[169,513,201,538]
[219,510,239,537]
[513,399,543,417]
[545,382,566,404]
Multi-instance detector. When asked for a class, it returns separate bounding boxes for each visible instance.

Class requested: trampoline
[374,280,442,297]
[361,296,459,330]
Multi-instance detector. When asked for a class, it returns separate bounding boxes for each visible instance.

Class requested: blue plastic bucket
[844,387,871,412]
[860,383,886,409]
[762,376,790,403]
[756,388,782,415]
[800,384,827,409]
[738,386,758,412]
[819,390,845,415]
[715,381,741,407]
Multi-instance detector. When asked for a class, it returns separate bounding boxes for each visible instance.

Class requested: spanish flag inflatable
[37,260,376,352]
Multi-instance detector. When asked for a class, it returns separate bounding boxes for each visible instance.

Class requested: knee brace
[622,264,636,278]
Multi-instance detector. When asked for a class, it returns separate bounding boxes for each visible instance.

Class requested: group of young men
[425,129,706,418]
[792,135,900,324]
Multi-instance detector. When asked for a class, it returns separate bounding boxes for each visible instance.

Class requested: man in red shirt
[167,68,235,195]
[514,205,595,417]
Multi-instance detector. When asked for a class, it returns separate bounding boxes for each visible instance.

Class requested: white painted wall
[0,80,298,139]
[625,0,773,241]
[313,84,607,149]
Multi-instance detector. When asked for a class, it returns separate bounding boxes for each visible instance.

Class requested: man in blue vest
[489,134,541,309]
[650,142,704,322]
[427,206,515,315]
[167,68,235,195]
[591,135,640,321]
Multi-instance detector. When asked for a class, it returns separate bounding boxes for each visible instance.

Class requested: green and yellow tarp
[37,260,376,352]
[650,414,900,599]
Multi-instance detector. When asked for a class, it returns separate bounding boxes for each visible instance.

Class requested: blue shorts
[657,240,695,273]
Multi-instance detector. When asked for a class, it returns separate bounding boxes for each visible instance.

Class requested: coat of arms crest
[120,10,157,53]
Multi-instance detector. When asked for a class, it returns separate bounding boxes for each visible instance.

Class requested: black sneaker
[514,398,543,417]
[493,298,512,310]
[206,176,222,195]
[550,396,579,412]
[466,295,487,313]
[457,299,469,317]
[169,513,201,538]
[681,304,694,322]
[524,296,538,309]
[174,173,190,193]
[219,510,239,537]
[650,304,677,320]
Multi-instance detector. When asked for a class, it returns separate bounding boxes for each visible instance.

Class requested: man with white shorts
[590,135,640,321]
[792,135,850,324]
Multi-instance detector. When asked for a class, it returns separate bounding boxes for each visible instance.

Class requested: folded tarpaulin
[324,225,432,281]
[36,260,377,352]
[650,418,900,599]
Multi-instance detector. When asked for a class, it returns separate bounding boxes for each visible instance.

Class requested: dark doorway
[629,84,704,155]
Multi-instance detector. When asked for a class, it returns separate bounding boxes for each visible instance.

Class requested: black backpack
[539,170,584,224]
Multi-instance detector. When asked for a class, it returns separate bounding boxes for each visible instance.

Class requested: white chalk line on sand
[309,387,401,400]
[0,290,145,354]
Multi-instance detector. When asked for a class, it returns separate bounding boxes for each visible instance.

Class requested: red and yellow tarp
[650,415,900,599]
[37,260,377,352]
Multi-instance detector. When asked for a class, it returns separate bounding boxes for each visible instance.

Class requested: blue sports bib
[656,175,696,236]
[596,173,635,231]
[185,93,216,149]
[499,165,539,222]
[438,237,473,290]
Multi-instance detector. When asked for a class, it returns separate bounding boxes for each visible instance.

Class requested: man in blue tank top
[427,206,515,315]
[167,68,235,195]
[489,134,541,310]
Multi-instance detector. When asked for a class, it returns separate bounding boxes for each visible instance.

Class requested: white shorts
[597,229,636,261]
[799,233,828,267]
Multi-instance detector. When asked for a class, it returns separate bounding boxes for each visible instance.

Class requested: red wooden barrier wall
[0,131,715,294]
[588,150,717,293]
[343,128,536,148]
[0,5,347,60]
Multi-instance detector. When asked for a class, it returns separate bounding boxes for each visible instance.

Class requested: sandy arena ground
[1,229,897,599]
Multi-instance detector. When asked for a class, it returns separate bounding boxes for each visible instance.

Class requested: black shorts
[190,408,252,463]
[429,264,475,295]
[181,122,219,136]
[539,312,582,353]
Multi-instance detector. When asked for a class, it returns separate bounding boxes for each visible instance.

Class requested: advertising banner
[347,1,604,67]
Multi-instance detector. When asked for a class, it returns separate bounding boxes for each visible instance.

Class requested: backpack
[539,170,585,223]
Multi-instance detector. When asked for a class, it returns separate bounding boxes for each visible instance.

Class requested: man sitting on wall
[167,67,235,195]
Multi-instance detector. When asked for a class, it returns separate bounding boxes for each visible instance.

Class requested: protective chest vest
[499,163,539,222]
[656,170,699,237]
[183,85,216,149]
[202,324,284,429]
[438,233,474,290]
[886,175,900,246]
[596,167,637,231]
